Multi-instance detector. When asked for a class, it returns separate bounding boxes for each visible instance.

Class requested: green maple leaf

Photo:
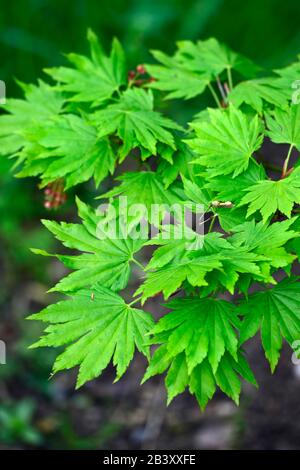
[146,39,258,101]
[239,277,300,372]
[213,353,254,405]
[157,141,196,188]
[196,233,269,295]
[181,175,212,211]
[188,105,264,177]
[152,297,240,374]
[143,345,256,408]
[98,171,185,224]
[274,59,300,97]
[230,218,298,269]
[216,207,248,232]
[182,161,266,232]
[189,359,216,409]
[136,252,223,302]
[144,224,204,272]
[45,29,126,106]
[239,167,300,223]
[33,198,145,293]
[19,114,115,188]
[204,160,266,203]
[28,284,154,388]
[174,38,259,78]
[266,104,300,150]
[165,353,189,404]
[286,217,300,259]
[0,80,64,156]
[93,88,182,161]
[190,351,256,407]
[229,78,288,113]
[140,229,269,300]
[146,50,211,100]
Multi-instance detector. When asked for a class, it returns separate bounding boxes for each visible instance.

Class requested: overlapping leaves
[46,29,126,106]
[239,167,300,223]
[93,88,182,161]
[187,105,264,177]
[29,284,154,388]
[6,33,300,411]
[33,198,145,292]
[147,38,259,100]
[142,297,257,408]
[239,277,300,371]
[18,114,115,188]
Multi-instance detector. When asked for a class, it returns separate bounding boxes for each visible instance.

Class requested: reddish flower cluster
[127,64,156,87]
[43,179,67,209]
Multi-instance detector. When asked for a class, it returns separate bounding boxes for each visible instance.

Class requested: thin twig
[216,76,227,103]
[208,214,217,233]
[208,82,222,109]
[281,144,294,178]
[227,67,233,91]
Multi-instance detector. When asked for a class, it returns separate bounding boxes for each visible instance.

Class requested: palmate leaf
[157,140,197,188]
[204,160,266,203]
[230,218,298,269]
[188,105,264,177]
[33,198,145,293]
[144,224,205,272]
[239,277,300,371]
[286,217,300,259]
[266,104,300,150]
[194,232,270,295]
[143,330,256,408]
[19,114,115,188]
[182,161,266,231]
[182,162,265,232]
[143,292,257,408]
[136,253,224,302]
[151,297,240,374]
[146,50,211,100]
[46,29,126,106]
[229,78,288,113]
[274,59,300,97]
[239,167,300,223]
[98,171,185,224]
[138,229,270,301]
[7,32,300,411]
[0,80,64,156]
[28,284,154,388]
[174,38,259,78]
[181,174,212,211]
[137,247,265,302]
[93,88,182,161]
[146,38,259,101]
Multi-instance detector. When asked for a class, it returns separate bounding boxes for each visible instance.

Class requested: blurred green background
[1,0,300,450]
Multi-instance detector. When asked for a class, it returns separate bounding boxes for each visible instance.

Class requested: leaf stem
[208,82,222,109]
[132,257,145,270]
[281,144,294,178]
[250,155,260,168]
[216,76,227,104]
[128,295,143,307]
[227,67,233,91]
[208,214,217,233]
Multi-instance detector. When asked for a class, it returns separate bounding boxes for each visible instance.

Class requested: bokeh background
[1,0,300,450]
